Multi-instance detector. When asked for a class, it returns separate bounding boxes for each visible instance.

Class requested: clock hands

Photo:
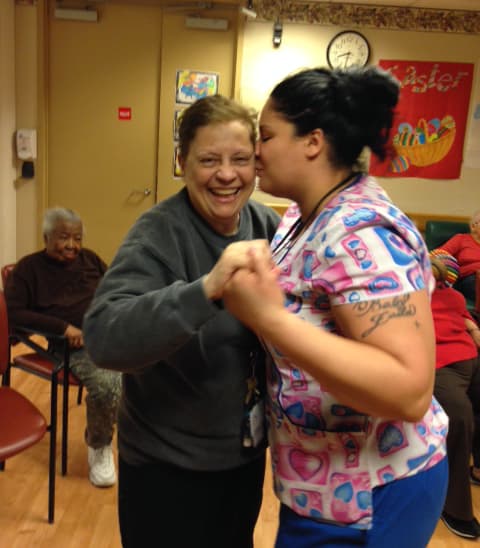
[337,51,352,68]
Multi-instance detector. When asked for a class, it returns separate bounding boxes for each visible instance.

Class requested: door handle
[126,187,153,205]
[129,188,152,197]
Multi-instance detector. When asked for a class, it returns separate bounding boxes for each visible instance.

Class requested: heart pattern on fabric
[377,423,406,455]
[294,493,308,508]
[334,482,354,503]
[289,449,324,481]
[356,490,371,510]
[286,402,304,419]
[325,246,336,258]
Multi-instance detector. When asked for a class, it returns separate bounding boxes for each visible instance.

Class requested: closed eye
[200,158,218,166]
[232,156,252,165]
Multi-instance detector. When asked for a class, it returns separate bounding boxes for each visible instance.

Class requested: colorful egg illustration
[416,132,426,144]
[437,126,449,138]
[441,115,455,129]
[398,122,413,135]
[428,118,441,132]
[400,130,410,145]
[389,155,410,173]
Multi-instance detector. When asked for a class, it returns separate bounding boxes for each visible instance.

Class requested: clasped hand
[203,239,284,332]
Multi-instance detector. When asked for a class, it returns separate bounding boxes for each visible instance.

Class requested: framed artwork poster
[175,70,219,104]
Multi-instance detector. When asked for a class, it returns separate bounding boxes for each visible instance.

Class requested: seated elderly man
[4,207,121,487]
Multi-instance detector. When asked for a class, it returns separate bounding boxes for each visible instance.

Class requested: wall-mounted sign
[370,60,473,179]
[175,70,219,104]
[118,107,132,121]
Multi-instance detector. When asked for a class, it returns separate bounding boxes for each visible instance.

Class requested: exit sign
[118,107,131,121]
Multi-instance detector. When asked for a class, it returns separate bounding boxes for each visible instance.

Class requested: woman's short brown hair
[178,95,257,160]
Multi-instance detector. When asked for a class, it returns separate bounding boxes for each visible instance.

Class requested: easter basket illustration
[391,116,456,170]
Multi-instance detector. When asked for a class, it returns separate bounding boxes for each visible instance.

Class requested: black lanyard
[272,172,363,264]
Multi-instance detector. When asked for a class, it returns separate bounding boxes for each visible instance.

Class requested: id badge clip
[242,351,265,449]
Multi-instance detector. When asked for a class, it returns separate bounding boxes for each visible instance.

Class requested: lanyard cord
[272,171,363,263]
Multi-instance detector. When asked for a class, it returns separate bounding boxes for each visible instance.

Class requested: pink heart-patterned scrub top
[266,175,448,530]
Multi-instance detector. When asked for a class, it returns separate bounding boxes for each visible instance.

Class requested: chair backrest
[1,265,21,348]
[424,220,470,251]
[0,291,10,376]
[1,264,15,289]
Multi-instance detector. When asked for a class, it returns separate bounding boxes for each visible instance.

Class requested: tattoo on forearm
[353,295,417,338]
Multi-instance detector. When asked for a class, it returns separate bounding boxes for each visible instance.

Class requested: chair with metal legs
[2,263,84,476]
[0,289,55,523]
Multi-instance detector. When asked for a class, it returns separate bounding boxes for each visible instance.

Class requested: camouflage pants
[69,348,122,449]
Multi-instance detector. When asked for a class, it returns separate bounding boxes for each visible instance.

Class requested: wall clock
[326,30,370,69]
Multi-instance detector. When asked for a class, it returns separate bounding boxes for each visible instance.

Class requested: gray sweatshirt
[83,188,280,470]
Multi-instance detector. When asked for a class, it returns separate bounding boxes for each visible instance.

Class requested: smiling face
[44,220,83,263]
[180,120,255,235]
[256,99,308,201]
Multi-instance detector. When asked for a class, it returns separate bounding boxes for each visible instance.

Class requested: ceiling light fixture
[241,0,256,19]
[273,20,282,48]
[54,6,98,21]
[185,15,229,29]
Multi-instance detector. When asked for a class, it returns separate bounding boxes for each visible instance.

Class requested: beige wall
[0,0,17,273]
[241,21,480,215]
[157,10,241,202]
[15,4,38,258]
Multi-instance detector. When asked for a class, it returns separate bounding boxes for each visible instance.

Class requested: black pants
[434,357,480,521]
[118,453,265,548]
[455,274,476,305]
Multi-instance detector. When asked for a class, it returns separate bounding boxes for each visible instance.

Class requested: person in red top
[437,210,480,304]
[430,250,480,539]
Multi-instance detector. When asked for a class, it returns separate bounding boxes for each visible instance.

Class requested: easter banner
[370,60,474,179]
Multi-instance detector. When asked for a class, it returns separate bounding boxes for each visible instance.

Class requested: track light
[273,20,282,48]
[241,6,257,18]
[241,0,256,19]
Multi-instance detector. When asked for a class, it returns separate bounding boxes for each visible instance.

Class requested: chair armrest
[10,326,69,372]
[12,325,64,341]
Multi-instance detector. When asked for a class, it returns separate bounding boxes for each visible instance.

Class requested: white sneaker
[88,445,117,487]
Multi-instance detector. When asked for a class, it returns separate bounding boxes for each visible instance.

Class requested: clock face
[327,31,370,69]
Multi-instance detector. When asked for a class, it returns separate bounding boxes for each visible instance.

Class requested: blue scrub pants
[275,457,448,548]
